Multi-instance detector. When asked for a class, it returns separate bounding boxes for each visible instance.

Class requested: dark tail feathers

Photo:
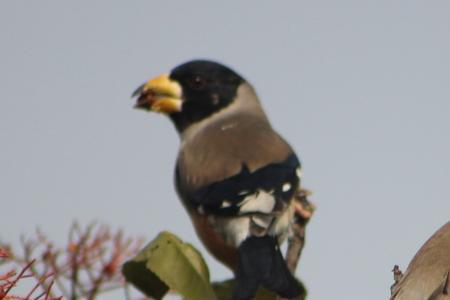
[231,235,301,300]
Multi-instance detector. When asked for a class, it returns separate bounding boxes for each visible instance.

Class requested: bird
[391,220,450,300]
[390,265,404,295]
[132,60,303,300]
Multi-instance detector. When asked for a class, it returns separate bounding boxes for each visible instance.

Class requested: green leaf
[122,231,216,300]
[122,259,169,299]
[212,279,236,300]
[212,278,307,300]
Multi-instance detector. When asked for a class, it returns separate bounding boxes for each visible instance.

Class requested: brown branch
[279,188,315,300]
[28,271,57,299]
[68,221,93,300]
[86,276,104,300]
[2,222,144,300]
[286,189,315,273]
[1,259,36,297]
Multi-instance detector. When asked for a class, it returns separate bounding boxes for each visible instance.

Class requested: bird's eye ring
[188,75,206,90]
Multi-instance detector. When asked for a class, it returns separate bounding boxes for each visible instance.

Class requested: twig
[25,271,54,299]
[2,222,143,300]
[2,259,36,297]
[86,271,105,300]
[279,188,315,300]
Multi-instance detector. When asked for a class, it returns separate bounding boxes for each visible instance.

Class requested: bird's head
[132,60,249,132]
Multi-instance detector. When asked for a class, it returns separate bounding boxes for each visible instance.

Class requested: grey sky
[1,1,450,299]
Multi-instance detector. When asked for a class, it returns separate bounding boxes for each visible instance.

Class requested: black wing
[177,154,301,217]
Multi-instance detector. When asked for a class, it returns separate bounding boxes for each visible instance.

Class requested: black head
[168,60,245,131]
[133,60,246,132]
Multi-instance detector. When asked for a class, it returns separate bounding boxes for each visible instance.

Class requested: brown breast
[188,208,238,272]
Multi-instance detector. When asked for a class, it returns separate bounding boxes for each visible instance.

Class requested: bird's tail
[231,235,301,300]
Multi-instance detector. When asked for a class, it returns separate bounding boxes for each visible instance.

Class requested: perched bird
[133,60,302,299]
[391,220,450,300]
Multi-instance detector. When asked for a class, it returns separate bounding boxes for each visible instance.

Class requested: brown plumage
[175,82,297,272]
[176,83,293,195]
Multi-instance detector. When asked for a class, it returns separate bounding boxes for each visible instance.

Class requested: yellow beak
[133,74,183,113]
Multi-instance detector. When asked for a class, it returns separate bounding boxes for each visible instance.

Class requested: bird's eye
[188,75,206,90]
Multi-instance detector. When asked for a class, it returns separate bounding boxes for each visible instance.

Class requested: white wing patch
[221,200,232,208]
[296,167,302,178]
[238,190,250,196]
[239,190,276,214]
[210,201,295,247]
[282,183,292,192]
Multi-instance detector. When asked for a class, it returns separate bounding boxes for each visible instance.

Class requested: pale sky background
[1,1,450,300]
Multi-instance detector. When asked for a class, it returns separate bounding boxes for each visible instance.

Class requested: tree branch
[279,188,315,300]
